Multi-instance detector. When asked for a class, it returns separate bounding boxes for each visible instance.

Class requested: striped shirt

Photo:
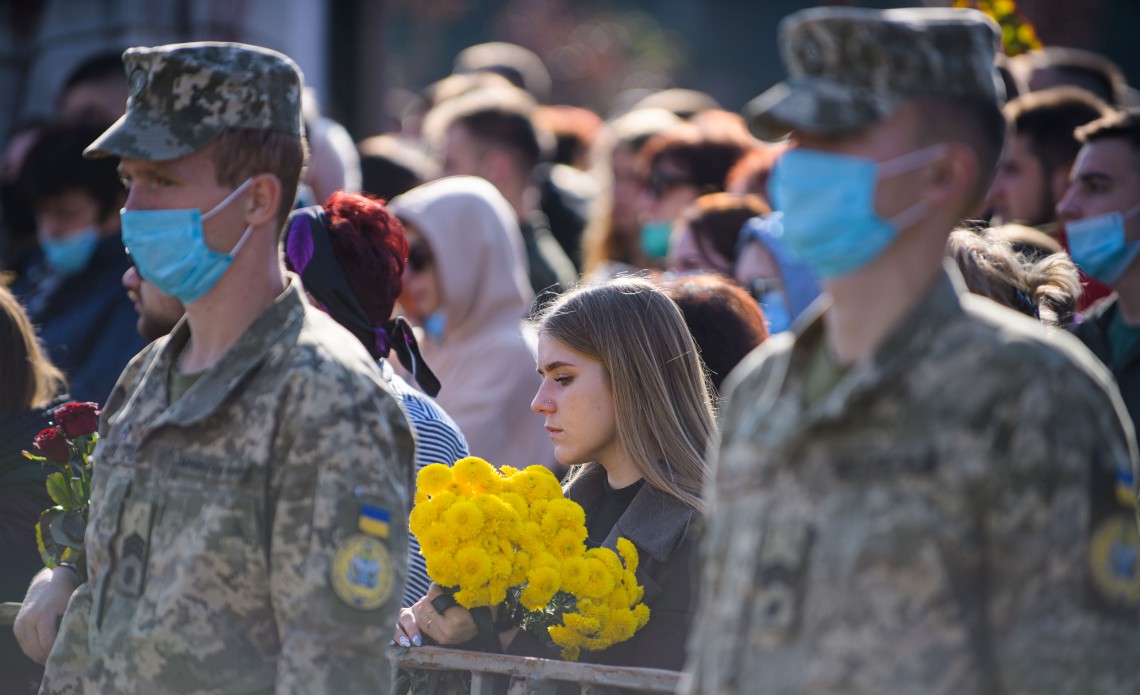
[378,359,469,606]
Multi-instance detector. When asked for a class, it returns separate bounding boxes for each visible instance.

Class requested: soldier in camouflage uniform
[38,43,415,694]
[683,8,1140,695]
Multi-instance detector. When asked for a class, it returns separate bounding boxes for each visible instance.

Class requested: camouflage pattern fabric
[39,278,414,694]
[683,266,1140,695]
[86,42,304,162]
[745,7,1002,140]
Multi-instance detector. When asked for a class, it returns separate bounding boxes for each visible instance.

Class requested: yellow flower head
[615,538,639,574]
[426,555,461,587]
[632,603,650,630]
[580,557,615,599]
[561,555,590,596]
[550,528,584,561]
[452,456,501,494]
[541,498,586,536]
[455,546,492,589]
[587,546,624,575]
[443,500,484,539]
[511,465,562,502]
[417,463,454,495]
[500,491,528,518]
[416,525,456,557]
[531,551,560,571]
[520,565,562,610]
[509,550,531,585]
[607,587,631,610]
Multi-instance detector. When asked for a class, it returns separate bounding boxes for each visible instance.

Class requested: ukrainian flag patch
[358,504,391,538]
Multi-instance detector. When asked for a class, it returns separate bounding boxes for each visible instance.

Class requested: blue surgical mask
[758,288,793,334]
[422,311,447,342]
[640,221,673,259]
[120,178,254,303]
[1066,203,1140,285]
[39,226,99,275]
[769,145,947,279]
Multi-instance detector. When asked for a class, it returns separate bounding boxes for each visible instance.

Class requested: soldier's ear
[924,143,978,215]
[245,174,281,227]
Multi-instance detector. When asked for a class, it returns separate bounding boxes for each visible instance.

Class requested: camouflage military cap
[744,8,1002,140]
[86,42,304,161]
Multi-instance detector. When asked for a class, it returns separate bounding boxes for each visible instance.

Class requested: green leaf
[49,510,87,550]
[45,472,76,508]
[22,450,46,462]
[70,477,90,507]
[36,508,65,568]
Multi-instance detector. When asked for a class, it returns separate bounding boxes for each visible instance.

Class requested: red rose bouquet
[22,402,101,568]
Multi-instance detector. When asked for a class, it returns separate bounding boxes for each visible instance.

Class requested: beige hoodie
[390,176,554,471]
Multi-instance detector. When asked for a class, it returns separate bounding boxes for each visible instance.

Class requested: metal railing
[392,646,682,694]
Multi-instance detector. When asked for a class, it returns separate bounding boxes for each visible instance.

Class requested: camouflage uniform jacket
[40,278,414,695]
[684,267,1140,695]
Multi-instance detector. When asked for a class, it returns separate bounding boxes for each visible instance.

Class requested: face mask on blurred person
[422,311,447,342]
[770,144,947,279]
[758,288,793,334]
[640,221,673,259]
[38,226,99,275]
[119,178,254,303]
[1066,203,1140,285]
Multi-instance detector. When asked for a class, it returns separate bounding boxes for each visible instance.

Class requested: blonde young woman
[394,278,716,671]
[0,285,66,693]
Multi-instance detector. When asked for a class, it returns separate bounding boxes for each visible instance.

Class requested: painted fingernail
[399,636,410,647]
[412,634,422,647]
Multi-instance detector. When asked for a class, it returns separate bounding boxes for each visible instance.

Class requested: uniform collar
[789,261,967,422]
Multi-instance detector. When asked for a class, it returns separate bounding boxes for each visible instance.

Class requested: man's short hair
[1020,47,1126,106]
[210,128,308,232]
[424,86,550,173]
[914,95,1008,210]
[1075,108,1140,178]
[1005,87,1110,173]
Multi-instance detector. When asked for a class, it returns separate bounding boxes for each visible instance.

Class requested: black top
[585,477,644,547]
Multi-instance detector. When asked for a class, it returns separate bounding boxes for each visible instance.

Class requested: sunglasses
[407,239,434,272]
[647,170,696,200]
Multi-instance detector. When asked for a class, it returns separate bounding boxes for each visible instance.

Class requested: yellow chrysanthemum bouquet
[409,457,650,660]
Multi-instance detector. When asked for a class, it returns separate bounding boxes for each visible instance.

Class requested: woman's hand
[394,584,479,647]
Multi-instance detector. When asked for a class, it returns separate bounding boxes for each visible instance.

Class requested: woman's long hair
[534,278,716,512]
[0,284,65,416]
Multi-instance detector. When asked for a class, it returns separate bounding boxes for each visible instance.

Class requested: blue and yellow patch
[331,533,394,610]
[1089,514,1140,608]
[358,504,391,538]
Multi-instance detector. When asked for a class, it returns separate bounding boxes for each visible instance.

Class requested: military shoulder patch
[1089,514,1140,609]
[331,533,395,610]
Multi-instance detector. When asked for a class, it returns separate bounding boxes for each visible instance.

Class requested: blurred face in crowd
[122,264,184,341]
[531,332,621,469]
[668,224,731,275]
[34,188,118,242]
[1056,138,1140,235]
[988,134,1062,227]
[57,80,129,125]
[399,223,442,322]
[639,157,700,225]
[610,144,643,234]
[734,239,782,298]
[439,123,487,180]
